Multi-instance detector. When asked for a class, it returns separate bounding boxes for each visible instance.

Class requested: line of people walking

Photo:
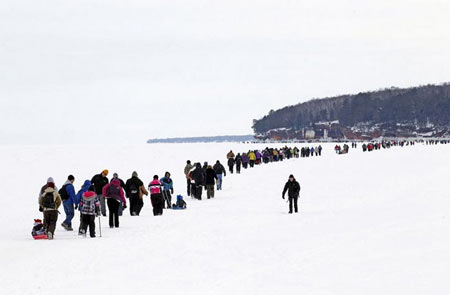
[37,170,183,239]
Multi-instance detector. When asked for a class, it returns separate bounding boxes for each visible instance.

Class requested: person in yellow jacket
[39,183,62,240]
[248,151,256,168]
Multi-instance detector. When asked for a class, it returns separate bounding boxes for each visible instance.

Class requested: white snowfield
[0,142,449,295]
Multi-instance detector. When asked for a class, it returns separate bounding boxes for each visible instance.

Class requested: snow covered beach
[1,142,449,295]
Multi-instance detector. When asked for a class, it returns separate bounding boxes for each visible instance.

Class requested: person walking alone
[282,175,301,214]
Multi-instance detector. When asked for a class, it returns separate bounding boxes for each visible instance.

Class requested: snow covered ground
[0,142,449,294]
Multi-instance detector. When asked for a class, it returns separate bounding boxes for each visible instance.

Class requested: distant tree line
[252,83,450,133]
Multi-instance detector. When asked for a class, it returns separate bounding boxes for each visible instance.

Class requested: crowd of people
[36,170,184,239]
[35,139,449,240]
[183,146,308,207]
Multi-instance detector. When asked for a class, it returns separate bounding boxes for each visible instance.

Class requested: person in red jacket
[102,179,126,228]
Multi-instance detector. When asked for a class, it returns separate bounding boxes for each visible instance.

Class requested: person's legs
[294,196,298,213]
[88,215,96,237]
[187,179,191,196]
[288,197,293,213]
[62,201,74,228]
[208,185,215,198]
[161,191,167,209]
[196,186,202,200]
[112,201,120,227]
[166,191,172,208]
[137,198,144,215]
[151,195,157,216]
[157,194,164,215]
[217,174,222,190]
[107,198,114,227]
[78,214,84,234]
[129,196,136,215]
[81,214,89,234]
[98,194,107,216]
[47,210,58,235]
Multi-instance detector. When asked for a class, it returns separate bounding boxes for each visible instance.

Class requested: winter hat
[113,173,118,178]
[102,169,109,176]
[132,171,138,177]
[83,180,91,188]
[153,175,159,180]
[289,174,294,179]
[84,191,96,197]
[68,175,75,181]
[47,177,55,184]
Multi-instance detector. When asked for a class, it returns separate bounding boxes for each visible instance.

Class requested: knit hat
[132,171,138,177]
[289,174,294,179]
[102,169,109,176]
[47,177,55,184]
[113,173,118,178]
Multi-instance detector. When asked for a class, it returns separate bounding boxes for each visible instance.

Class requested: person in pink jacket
[148,175,164,216]
[102,179,126,228]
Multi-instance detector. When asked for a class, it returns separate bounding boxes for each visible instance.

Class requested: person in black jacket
[125,171,148,216]
[213,160,226,190]
[91,170,109,216]
[205,166,218,199]
[235,153,242,174]
[192,163,205,200]
[282,174,301,214]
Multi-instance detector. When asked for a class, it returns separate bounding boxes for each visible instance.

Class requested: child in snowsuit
[172,195,187,209]
[79,191,100,238]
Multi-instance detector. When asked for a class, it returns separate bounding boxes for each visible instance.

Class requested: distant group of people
[334,144,350,154]
[37,170,185,239]
[184,160,227,201]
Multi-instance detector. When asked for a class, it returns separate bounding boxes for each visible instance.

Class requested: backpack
[107,185,121,200]
[129,184,139,198]
[42,192,56,209]
[58,184,69,201]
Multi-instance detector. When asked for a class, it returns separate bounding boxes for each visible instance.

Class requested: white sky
[1,0,449,144]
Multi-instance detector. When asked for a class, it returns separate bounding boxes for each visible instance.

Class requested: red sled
[33,234,48,240]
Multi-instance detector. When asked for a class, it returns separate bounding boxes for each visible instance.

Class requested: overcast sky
[1,0,449,144]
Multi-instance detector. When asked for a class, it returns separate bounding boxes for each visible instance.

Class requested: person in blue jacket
[160,172,174,209]
[75,180,92,235]
[61,175,76,231]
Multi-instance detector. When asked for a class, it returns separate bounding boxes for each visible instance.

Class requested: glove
[171,189,174,194]
[282,195,285,199]
[74,205,78,210]
[39,206,43,212]
[123,204,127,209]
